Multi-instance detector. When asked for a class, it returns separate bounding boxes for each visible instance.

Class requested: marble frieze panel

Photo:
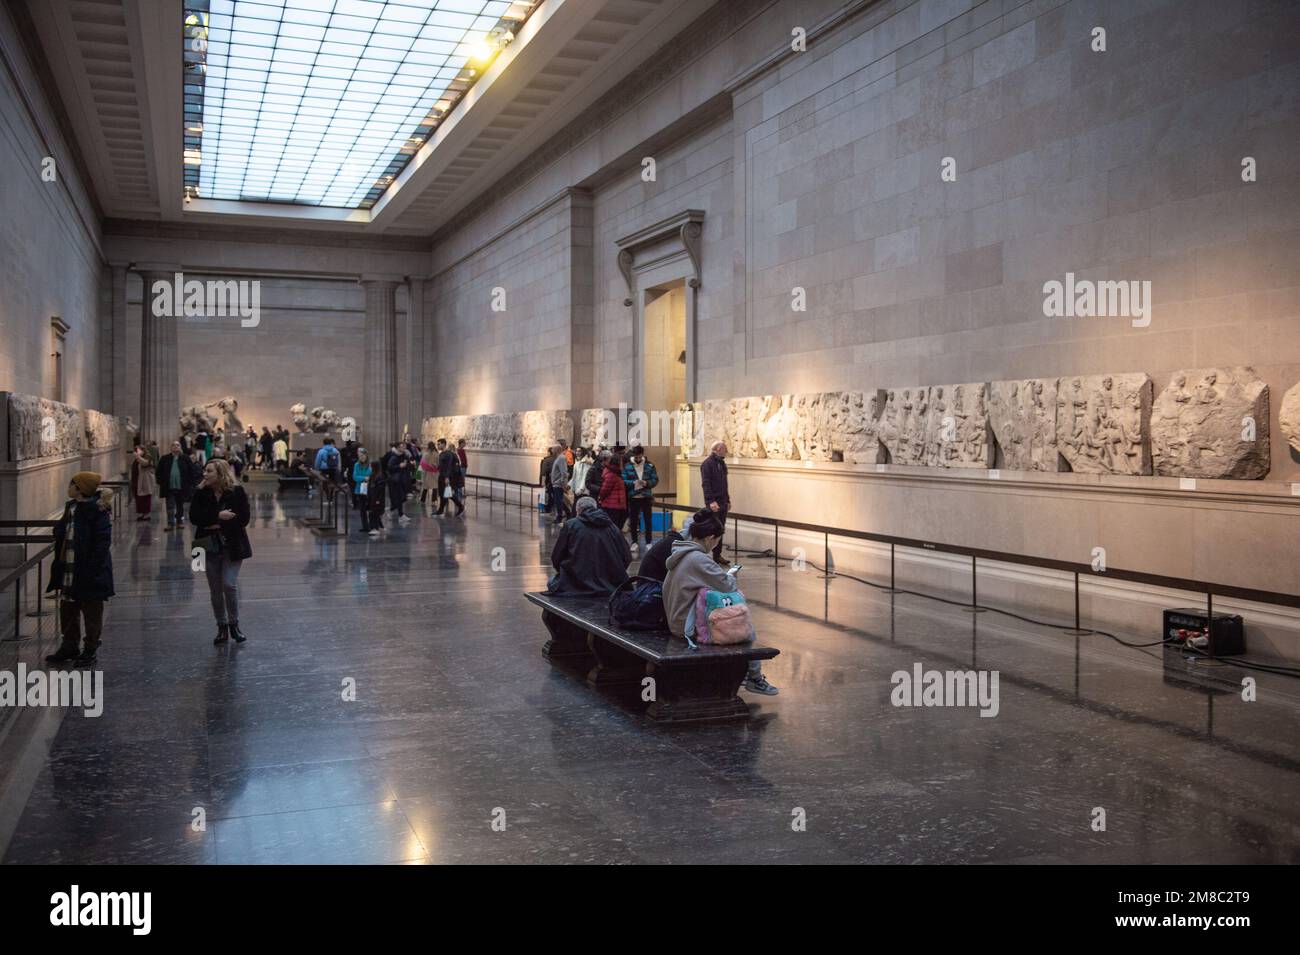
[5,393,84,462]
[1151,368,1269,479]
[1055,373,1152,475]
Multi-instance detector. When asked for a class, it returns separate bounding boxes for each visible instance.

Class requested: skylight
[182,0,534,210]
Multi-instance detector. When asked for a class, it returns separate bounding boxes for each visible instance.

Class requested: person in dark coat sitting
[635,517,689,583]
[190,458,252,645]
[546,496,631,596]
[44,472,115,667]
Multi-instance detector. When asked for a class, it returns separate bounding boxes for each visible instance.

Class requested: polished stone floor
[3,478,1298,864]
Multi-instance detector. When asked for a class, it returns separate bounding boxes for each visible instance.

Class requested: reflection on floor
[3,480,1298,864]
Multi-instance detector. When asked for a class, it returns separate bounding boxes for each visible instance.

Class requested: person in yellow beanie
[44,471,115,667]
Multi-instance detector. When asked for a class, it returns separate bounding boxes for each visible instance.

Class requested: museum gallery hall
[0,0,1297,876]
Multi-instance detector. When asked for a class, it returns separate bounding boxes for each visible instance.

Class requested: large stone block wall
[727,0,1300,481]
[426,195,584,418]
[121,274,378,440]
[0,2,103,412]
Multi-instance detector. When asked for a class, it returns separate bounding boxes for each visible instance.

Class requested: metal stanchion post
[1064,571,1090,635]
[962,554,986,613]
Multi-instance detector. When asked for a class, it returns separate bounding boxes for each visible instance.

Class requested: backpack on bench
[608,575,667,630]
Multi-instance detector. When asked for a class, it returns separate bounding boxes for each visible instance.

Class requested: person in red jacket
[598,451,628,533]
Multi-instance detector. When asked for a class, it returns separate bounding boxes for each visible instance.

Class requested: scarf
[60,500,77,598]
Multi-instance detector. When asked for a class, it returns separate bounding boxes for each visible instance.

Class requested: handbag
[196,530,225,556]
[608,576,668,630]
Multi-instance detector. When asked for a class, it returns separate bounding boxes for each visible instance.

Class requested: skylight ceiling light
[182,0,534,210]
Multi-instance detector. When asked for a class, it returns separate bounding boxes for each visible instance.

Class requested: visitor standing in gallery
[623,445,659,555]
[436,438,464,515]
[384,441,412,524]
[190,458,251,645]
[550,448,572,524]
[155,439,199,530]
[598,450,628,535]
[352,448,379,537]
[419,441,439,505]
[130,444,156,521]
[700,441,730,563]
[43,471,114,668]
[540,447,557,515]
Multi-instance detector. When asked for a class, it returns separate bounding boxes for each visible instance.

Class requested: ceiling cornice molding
[103,217,433,253]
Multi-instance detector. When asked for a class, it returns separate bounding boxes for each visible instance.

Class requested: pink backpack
[692,588,755,645]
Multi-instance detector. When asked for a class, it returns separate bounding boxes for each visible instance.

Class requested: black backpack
[608,575,668,631]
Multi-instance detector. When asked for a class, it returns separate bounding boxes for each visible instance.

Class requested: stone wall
[0,1,104,412]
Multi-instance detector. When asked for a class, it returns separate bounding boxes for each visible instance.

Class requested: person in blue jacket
[622,445,659,556]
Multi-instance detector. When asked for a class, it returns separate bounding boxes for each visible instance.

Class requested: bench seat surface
[524,592,778,665]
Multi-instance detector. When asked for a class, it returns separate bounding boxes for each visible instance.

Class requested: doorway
[640,280,686,425]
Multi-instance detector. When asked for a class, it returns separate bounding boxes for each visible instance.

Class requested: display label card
[988,469,1000,480]
[1179,478,1196,491]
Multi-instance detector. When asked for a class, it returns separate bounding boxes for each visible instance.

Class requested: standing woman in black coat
[190,458,252,645]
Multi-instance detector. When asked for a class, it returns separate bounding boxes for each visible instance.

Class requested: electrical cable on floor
[727,545,1300,679]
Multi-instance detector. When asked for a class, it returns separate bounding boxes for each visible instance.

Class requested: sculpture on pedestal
[179,404,217,436]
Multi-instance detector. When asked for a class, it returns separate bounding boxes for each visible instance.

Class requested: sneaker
[742,674,779,696]
[398,514,410,525]
[73,649,98,668]
[368,529,381,538]
[629,543,639,556]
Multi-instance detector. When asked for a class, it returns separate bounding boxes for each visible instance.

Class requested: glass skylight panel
[183,0,537,209]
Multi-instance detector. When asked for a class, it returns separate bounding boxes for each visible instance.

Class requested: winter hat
[71,471,102,497]
[575,495,597,513]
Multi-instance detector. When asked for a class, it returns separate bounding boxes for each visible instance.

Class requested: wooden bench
[524,591,779,723]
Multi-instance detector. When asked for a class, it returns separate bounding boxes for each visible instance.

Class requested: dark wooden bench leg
[540,609,594,663]
[586,635,646,689]
[644,659,751,723]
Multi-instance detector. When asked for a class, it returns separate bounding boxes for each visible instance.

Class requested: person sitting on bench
[546,495,631,596]
[663,509,779,696]
[636,516,688,583]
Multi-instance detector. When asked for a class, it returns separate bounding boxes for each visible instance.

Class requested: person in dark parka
[45,472,115,667]
[546,496,631,596]
[190,458,252,645]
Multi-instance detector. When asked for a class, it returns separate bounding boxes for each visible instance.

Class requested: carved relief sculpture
[1056,373,1152,475]
[6,393,83,461]
[1281,382,1300,456]
[1151,368,1269,479]
[829,389,886,464]
[988,378,1061,471]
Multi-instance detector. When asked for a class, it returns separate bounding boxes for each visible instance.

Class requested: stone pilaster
[360,273,402,447]
[136,262,183,445]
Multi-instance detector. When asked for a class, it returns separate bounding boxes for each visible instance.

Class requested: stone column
[359,273,402,447]
[405,276,431,439]
[136,262,183,445]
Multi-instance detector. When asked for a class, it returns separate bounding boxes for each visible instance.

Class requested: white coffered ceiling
[24,0,714,235]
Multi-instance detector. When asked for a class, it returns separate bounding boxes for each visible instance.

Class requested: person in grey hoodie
[550,447,572,524]
[662,508,778,695]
